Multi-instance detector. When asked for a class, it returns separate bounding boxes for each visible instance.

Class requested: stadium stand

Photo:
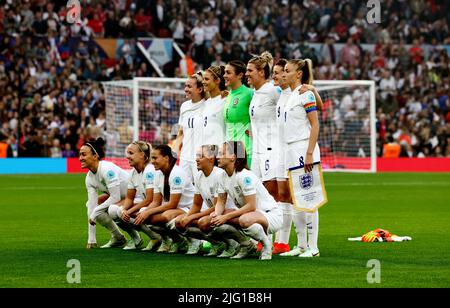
[0,0,449,158]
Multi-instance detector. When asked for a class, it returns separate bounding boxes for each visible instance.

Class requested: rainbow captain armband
[304,102,317,113]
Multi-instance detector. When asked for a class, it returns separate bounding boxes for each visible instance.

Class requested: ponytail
[288,58,314,85]
[153,144,178,201]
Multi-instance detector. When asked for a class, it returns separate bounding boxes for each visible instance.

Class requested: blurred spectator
[383,136,401,158]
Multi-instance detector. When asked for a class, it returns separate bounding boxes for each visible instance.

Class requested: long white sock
[277,202,293,244]
[86,201,96,244]
[243,223,271,249]
[211,224,249,245]
[96,212,123,239]
[140,224,162,240]
[307,211,319,251]
[108,204,140,242]
[185,227,208,241]
[292,211,307,250]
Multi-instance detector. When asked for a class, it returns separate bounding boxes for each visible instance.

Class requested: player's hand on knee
[122,210,130,223]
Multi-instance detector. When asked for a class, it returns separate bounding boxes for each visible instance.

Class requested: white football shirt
[179,99,206,162]
[284,88,317,143]
[276,87,292,147]
[216,168,278,212]
[85,160,130,198]
[249,82,281,154]
[194,167,237,209]
[127,163,156,200]
[154,165,196,209]
[201,95,226,146]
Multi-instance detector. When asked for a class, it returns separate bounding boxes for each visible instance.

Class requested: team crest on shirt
[210,187,215,195]
[233,98,239,106]
[243,177,252,187]
[300,173,313,190]
[146,172,154,181]
[106,170,115,180]
[173,176,182,186]
[307,92,315,102]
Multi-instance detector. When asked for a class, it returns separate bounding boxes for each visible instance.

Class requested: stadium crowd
[0,0,449,158]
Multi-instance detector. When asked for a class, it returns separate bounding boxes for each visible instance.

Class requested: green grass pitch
[0,172,449,288]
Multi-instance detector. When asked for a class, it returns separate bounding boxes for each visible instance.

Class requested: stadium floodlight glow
[103,78,377,173]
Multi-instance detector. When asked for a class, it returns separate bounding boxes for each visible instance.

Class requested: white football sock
[243,223,271,249]
[307,211,319,251]
[292,211,307,250]
[212,224,249,245]
[96,212,123,239]
[278,202,293,245]
[140,224,162,240]
[185,227,208,241]
[86,201,96,244]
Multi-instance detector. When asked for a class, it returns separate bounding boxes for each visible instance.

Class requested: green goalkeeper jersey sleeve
[223,85,254,166]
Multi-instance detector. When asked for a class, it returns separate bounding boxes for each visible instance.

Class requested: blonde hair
[249,51,274,79]
[288,58,314,85]
[189,71,207,98]
[132,141,152,162]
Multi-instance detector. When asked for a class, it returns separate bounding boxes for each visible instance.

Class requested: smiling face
[126,144,145,168]
[151,149,168,171]
[224,64,241,88]
[202,70,218,94]
[79,145,98,169]
[272,64,286,87]
[185,76,203,101]
[245,63,264,88]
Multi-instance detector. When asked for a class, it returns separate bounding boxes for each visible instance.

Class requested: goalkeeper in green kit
[223,60,254,167]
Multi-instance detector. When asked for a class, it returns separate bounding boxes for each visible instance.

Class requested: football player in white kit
[246,51,280,200]
[175,144,238,256]
[107,141,158,251]
[173,72,207,183]
[282,59,325,258]
[79,138,129,249]
[211,141,282,260]
[201,65,227,147]
[134,144,195,253]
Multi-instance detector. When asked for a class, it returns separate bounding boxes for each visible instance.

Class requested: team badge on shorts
[300,173,313,190]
